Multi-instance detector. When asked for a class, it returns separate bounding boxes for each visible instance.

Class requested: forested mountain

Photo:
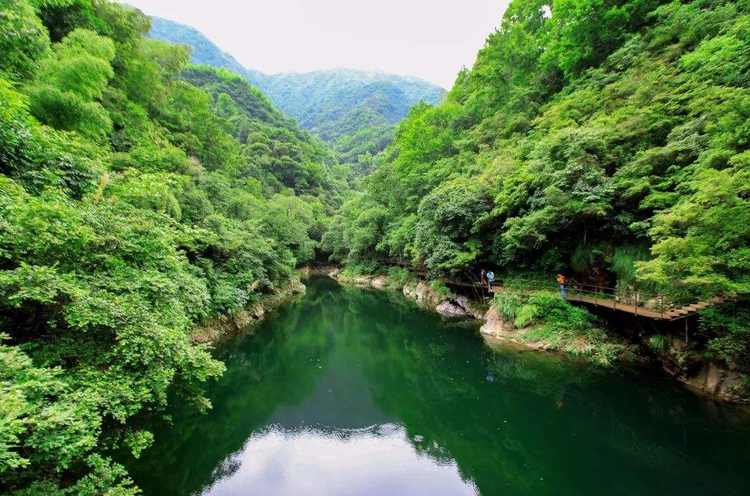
[148,16,445,174]
[180,66,343,198]
[0,1,342,494]
[250,69,445,139]
[149,15,248,77]
[323,0,750,370]
[253,69,445,175]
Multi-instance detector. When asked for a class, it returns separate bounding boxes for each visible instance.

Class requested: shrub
[340,261,380,278]
[527,291,593,332]
[514,303,539,328]
[516,291,625,366]
[387,266,414,288]
[612,244,650,285]
[430,280,452,298]
[494,290,525,321]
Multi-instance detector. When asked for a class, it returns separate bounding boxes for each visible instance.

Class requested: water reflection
[128,277,750,496]
[201,426,477,496]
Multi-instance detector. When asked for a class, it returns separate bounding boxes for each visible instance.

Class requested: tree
[0,0,51,80]
[27,28,115,140]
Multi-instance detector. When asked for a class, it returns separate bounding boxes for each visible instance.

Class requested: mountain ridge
[148,16,445,173]
[148,17,445,90]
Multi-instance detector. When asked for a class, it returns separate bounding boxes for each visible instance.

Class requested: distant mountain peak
[149,16,249,77]
[147,16,445,130]
[147,15,446,173]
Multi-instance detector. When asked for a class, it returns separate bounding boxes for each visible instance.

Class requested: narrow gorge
[2,0,750,495]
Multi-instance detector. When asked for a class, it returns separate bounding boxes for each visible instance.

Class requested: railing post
[660,294,664,319]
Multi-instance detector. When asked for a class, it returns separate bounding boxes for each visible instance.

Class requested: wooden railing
[486,279,726,321]
[377,259,732,321]
[561,282,668,319]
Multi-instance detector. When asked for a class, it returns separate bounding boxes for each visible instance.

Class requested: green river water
[129,277,750,496]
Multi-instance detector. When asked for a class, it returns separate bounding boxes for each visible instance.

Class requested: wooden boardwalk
[481,284,730,321]
[385,261,732,322]
[566,294,731,320]
[565,293,668,319]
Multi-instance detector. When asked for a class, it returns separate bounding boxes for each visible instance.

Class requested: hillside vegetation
[322,0,750,369]
[148,16,445,175]
[253,69,444,138]
[3,0,750,492]
[254,70,445,175]
[0,1,341,494]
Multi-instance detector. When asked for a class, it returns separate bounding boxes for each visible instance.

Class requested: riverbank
[648,334,750,404]
[323,266,749,403]
[327,266,483,318]
[191,277,307,343]
[325,267,628,363]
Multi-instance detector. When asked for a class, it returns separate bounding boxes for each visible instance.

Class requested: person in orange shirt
[556,273,567,299]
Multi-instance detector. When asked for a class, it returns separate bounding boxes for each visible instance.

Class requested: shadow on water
[127,277,750,496]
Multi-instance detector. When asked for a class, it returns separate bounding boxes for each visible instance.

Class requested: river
[128,277,750,495]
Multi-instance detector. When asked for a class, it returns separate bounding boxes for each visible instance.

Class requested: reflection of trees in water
[210,453,242,486]
[129,279,750,496]
[127,283,339,496]
[127,278,425,495]
[347,308,550,494]
[345,290,750,496]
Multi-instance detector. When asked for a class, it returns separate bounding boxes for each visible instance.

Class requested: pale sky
[123,0,511,88]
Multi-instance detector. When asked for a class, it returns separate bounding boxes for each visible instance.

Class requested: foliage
[611,244,649,285]
[493,290,625,366]
[429,280,452,299]
[638,164,750,299]
[414,178,491,271]
[699,303,750,368]
[494,291,524,322]
[27,28,116,140]
[520,292,625,366]
[514,303,539,328]
[0,0,51,80]
[322,0,750,365]
[0,1,342,493]
[647,334,667,353]
[251,71,445,144]
[517,292,593,331]
[179,65,344,199]
[338,261,380,278]
[386,266,415,288]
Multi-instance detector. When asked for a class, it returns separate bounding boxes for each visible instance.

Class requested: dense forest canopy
[0,1,343,494]
[322,0,750,365]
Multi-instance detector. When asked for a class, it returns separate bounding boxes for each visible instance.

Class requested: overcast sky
[123,0,511,88]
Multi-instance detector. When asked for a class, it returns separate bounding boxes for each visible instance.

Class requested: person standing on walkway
[557,273,567,299]
[480,269,487,290]
[486,271,495,292]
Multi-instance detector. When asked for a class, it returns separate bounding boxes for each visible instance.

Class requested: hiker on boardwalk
[480,269,487,289]
[486,271,495,292]
[556,273,567,299]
